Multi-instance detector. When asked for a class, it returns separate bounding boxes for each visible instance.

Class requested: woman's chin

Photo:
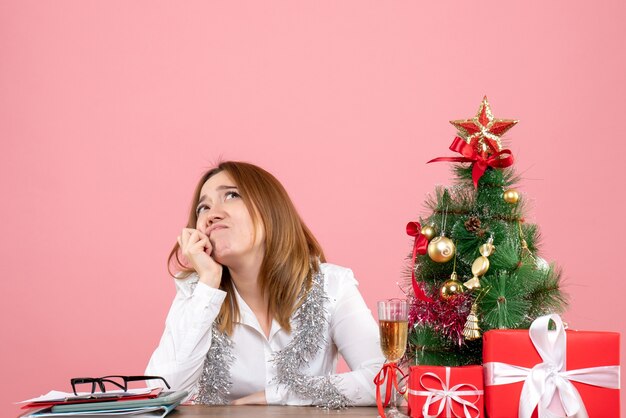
[212,247,233,265]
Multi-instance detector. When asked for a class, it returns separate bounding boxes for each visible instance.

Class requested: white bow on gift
[484,314,620,418]
[408,367,483,418]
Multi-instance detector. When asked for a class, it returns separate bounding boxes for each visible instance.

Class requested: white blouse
[145,263,385,405]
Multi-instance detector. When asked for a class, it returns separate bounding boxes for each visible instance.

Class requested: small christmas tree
[406,97,567,366]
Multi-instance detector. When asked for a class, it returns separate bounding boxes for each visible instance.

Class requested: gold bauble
[471,255,490,277]
[503,189,520,204]
[421,225,436,241]
[440,277,465,299]
[428,236,456,263]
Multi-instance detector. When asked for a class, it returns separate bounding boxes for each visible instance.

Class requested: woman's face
[195,171,265,266]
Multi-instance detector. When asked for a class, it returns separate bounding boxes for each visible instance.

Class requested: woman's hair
[168,161,326,335]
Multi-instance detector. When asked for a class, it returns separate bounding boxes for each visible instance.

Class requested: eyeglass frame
[70,375,171,396]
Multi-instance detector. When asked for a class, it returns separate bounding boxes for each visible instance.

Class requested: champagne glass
[378,299,408,418]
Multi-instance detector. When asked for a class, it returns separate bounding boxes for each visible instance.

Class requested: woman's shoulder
[319,263,359,296]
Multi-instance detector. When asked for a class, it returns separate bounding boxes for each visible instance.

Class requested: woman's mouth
[207,225,227,235]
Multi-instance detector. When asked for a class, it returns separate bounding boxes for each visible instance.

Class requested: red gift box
[483,314,620,418]
[407,365,484,418]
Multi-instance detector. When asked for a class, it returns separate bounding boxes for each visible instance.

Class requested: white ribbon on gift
[484,314,620,418]
[407,366,483,418]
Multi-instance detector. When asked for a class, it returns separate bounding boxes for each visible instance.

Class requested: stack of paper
[18,389,188,418]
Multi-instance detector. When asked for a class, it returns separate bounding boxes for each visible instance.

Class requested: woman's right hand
[178,228,223,288]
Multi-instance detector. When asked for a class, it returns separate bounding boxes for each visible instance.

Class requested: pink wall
[2,1,625,415]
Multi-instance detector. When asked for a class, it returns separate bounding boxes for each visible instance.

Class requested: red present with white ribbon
[483,314,621,418]
[407,365,484,418]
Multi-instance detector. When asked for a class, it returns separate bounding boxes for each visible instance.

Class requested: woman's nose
[204,207,223,226]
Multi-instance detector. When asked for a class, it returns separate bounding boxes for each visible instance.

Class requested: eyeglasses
[70,375,171,396]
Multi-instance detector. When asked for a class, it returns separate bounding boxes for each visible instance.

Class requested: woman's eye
[225,191,241,200]
[196,205,209,216]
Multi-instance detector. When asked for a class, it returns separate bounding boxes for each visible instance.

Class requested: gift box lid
[483,328,620,369]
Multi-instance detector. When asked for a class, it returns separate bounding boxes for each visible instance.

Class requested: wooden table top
[169,405,392,417]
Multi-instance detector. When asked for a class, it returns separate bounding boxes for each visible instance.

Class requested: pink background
[2,1,625,415]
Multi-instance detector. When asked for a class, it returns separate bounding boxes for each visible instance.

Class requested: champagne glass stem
[391,379,398,411]
[386,362,402,417]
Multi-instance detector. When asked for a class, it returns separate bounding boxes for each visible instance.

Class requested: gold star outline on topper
[450,96,518,155]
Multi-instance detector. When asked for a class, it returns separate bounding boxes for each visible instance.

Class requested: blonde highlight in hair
[167,161,325,335]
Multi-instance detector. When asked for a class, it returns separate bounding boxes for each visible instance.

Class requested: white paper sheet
[18,388,154,404]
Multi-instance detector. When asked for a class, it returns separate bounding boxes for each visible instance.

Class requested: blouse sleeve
[145,276,226,400]
[265,267,385,406]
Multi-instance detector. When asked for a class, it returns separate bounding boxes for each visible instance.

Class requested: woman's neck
[228,254,271,335]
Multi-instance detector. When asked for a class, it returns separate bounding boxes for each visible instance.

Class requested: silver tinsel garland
[271,271,352,409]
[193,322,235,405]
[194,271,351,409]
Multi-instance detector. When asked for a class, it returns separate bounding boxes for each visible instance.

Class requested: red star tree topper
[450,96,518,156]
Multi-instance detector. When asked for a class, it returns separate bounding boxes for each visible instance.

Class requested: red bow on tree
[428,137,514,187]
[406,222,433,303]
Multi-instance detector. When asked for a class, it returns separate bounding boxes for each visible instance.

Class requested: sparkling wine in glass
[378,299,408,418]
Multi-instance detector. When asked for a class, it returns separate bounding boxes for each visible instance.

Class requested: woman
[145,161,384,408]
